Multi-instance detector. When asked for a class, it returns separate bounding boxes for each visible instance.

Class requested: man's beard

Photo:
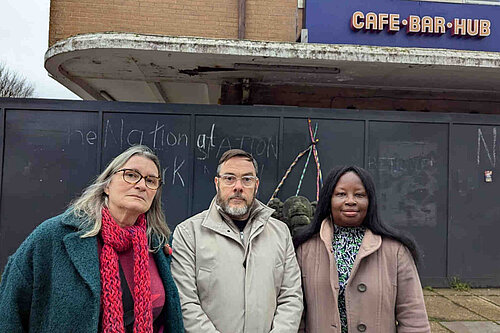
[216,188,256,219]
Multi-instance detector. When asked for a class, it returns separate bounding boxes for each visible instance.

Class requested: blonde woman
[0,145,184,333]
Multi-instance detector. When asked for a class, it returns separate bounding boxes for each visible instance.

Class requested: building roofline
[46,32,500,69]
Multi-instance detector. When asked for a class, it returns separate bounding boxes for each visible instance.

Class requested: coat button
[357,323,367,332]
[357,283,367,292]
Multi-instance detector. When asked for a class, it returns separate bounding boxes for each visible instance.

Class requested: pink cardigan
[297,219,430,333]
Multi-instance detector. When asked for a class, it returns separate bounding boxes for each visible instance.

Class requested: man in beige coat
[171,149,303,333]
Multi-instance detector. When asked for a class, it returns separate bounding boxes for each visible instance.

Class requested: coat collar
[319,217,382,257]
[201,197,273,235]
[59,210,168,300]
[61,210,101,298]
[319,218,382,291]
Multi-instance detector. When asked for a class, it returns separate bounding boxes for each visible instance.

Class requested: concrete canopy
[45,32,500,105]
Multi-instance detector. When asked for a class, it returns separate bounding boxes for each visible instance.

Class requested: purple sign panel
[306,0,499,52]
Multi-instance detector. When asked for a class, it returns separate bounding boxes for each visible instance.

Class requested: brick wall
[49,0,300,46]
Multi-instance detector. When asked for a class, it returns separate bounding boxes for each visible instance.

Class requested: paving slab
[424,288,439,296]
[440,321,500,333]
[446,296,500,321]
[425,295,483,321]
[430,321,452,333]
[434,288,472,296]
[470,289,500,296]
[485,296,500,307]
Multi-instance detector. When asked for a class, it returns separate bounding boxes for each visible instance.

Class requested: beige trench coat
[171,198,303,333]
[297,218,430,333]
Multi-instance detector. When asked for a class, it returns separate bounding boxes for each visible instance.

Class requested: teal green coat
[0,211,184,333]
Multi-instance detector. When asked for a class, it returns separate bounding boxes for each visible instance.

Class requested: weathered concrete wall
[49,0,301,46]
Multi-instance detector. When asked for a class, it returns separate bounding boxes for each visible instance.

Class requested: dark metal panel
[0,109,98,269]
[97,109,104,172]
[101,112,191,230]
[192,115,280,214]
[1,98,500,285]
[449,124,500,287]
[367,121,449,283]
[279,118,365,202]
[187,114,196,218]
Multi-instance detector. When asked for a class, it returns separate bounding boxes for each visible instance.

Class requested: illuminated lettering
[351,11,364,30]
[348,11,490,38]
[434,16,446,34]
[365,12,377,30]
[378,13,389,31]
[389,14,400,32]
[421,16,433,33]
[480,19,491,37]
[407,15,420,33]
[467,19,479,37]
[453,18,466,36]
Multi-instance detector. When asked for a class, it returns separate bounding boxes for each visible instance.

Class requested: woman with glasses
[0,145,184,333]
[294,166,430,333]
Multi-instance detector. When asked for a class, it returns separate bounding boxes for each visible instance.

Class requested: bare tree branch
[0,62,35,98]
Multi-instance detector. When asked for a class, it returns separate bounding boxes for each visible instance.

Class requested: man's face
[215,156,259,220]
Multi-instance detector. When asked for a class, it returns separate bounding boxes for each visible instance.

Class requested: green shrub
[449,276,471,291]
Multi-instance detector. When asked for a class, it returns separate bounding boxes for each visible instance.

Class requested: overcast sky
[0,0,79,99]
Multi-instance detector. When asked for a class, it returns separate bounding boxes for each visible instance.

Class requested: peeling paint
[46,32,500,69]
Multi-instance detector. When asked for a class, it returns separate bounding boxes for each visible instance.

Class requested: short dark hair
[293,165,421,265]
[216,149,259,176]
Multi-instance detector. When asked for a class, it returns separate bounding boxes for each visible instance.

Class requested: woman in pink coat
[294,166,430,333]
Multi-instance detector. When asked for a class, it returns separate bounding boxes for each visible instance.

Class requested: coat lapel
[153,237,185,332]
[61,213,101,298]
[349,229,381,280]
[319,218,340,294]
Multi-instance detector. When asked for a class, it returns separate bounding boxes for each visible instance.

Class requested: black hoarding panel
[449,125,500,286]
[193,115,280,214]
[102,113,191,229]
[368,121,448,282]
[0,109,98,268]
[1,99,499,286]
[280,118,365,202]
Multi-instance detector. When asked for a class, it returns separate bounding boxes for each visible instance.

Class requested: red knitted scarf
[100,207,153,333]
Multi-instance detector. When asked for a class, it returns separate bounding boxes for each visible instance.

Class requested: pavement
[424,288,500,332]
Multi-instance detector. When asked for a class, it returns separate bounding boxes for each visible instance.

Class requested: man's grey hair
[216,149,259,176]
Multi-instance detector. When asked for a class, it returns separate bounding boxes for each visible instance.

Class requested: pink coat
[296,219,430,333]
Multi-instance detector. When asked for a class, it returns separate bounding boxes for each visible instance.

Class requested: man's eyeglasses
[115,169,162,190]
[217,174,257,187]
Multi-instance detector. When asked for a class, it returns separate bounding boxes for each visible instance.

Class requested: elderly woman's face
[331,171,368,227]
[104,155,159,225]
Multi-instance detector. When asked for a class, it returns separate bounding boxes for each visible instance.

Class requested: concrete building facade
[46,0,500,113]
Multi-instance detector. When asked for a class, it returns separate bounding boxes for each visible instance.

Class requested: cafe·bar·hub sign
[306,0,500,52]
[350,11,490,37]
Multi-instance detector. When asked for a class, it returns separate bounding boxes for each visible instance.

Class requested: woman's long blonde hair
[69,145,170,251]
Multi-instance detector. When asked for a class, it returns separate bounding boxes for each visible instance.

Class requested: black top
[233,219,248,232]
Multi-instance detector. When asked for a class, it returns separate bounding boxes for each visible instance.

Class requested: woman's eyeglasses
[115,169,162,190]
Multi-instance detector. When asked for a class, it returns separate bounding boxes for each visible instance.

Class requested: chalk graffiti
[103,119,188,149]
[477,127,496,167]
[370,141,438,227]
[67,128,98,145]
[162,155,186,187]
[196,123,278,161]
